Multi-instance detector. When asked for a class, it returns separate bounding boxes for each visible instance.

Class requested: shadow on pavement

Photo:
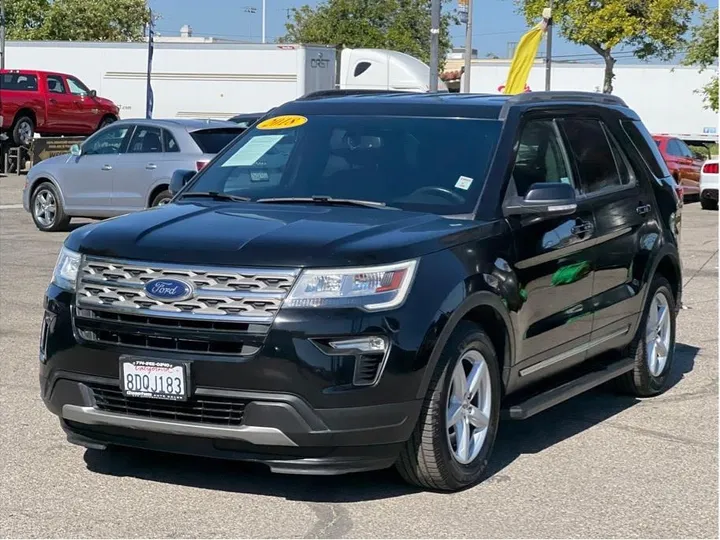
[83,342,700,502]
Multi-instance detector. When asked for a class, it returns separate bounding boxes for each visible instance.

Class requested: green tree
[514,0,697,94]
[280,0,456,70]
[683,6,718,111]
[5,0,151,41]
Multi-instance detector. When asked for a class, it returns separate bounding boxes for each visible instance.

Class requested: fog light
[328,336,387,353]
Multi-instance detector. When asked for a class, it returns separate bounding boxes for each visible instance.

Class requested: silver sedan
[23,118,247,231]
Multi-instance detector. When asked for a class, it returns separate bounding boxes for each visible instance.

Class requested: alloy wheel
[645,291,672,377]
[446,349,493,465]
[18,121,33,145]
[34,190,57,227]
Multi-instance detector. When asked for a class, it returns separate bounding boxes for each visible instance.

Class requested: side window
[83,126,130,155]
[66,76,89,96]
[560,117,630,195]
[666,139,683,157]
[163,129,181,152]
[511,119,573,197]
[1,73,38,91]
[354,62,372,77]
[603,125,636,186]
[620,120,672,178]
[128,126,163,153]
[46,75,66,94]
[676,139,694,158]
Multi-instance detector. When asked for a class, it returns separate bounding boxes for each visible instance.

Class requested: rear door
[506,116,597,382]
[558,116,652,356]
[44,74,75,132]
[111,124,164,211]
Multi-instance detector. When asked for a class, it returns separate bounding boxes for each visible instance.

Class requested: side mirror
[69,144,81,157]
[169,169,196,196]
[89,89,97,98]
[504,182,577,217]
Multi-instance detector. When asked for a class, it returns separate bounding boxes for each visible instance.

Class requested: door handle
[101,165,113,171]
[145,163,157,170]
[636,204,651,215]
[571,221,594,236]
[49,98,57,104]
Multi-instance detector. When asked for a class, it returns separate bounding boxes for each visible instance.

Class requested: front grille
[76,256,299,323]
[88,383,248,426]
[74,308,266,356]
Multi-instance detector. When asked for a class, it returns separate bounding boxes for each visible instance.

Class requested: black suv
[40,91,683,491]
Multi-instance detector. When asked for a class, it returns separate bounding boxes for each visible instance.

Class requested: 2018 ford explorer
[39,91,683,491]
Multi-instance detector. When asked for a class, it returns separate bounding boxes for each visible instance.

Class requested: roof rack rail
[296,89,418,101]
[506,91,628,107]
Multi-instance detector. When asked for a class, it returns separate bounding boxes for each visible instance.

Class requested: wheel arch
[14,108,37,126]
[415,291,516,400]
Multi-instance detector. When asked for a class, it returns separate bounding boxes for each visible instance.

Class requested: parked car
[23,118,245,231]
[0,69,120,146]
[227,112,265,128]
[700,159,718,210]
[652,134,705,199]
[39,91,682,492]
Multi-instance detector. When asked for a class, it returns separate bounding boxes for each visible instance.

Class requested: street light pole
[544,0,554,91]
[261,0,266,43]
[462,0,473,93]
[429,0,440,92]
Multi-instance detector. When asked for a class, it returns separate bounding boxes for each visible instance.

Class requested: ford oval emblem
[144,278,194,302]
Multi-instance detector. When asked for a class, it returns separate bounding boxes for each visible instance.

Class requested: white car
[700,158,718,210]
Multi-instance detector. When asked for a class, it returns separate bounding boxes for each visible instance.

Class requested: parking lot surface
[1,174,717,538]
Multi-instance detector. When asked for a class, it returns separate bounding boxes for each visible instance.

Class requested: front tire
[31,182,71,232]
[396,321,501,491]
[97,116,116,130]
[614,276,676,397]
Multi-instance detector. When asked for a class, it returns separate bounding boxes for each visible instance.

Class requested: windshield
[182,114,502,214]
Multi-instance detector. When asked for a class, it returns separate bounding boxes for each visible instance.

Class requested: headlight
[52,247,81,291]
[284,259,418,311]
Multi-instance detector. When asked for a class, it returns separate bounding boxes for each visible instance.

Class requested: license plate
[120,358,188,401]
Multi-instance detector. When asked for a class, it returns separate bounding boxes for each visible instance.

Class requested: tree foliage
[514,0,697,94]
[5,0,151,41]
[682,6,718,111]
[280,0,456,70]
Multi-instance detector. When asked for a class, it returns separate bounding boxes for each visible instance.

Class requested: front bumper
[39,284,437,474]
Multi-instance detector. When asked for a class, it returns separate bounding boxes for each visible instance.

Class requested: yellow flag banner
[502,21,547,95]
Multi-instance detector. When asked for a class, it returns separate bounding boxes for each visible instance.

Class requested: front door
[64,75,101,133]
[506,117,597,384]
[61,124,132,214]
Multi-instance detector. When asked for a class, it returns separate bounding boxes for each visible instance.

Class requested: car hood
[65,201,499,267]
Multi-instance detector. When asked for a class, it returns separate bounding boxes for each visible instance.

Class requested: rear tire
[13,115,35,146]
[701,197,717,210]
[614,276,676,397]
[150,189,172,207]
[31,182,71,232]
[396,321,501,491]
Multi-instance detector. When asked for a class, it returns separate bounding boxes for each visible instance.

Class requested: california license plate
[120,358,188,401]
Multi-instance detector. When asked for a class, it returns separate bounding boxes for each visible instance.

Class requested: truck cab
[0,69,120,146]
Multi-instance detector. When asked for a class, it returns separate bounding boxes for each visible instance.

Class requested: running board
[505,357,635,420]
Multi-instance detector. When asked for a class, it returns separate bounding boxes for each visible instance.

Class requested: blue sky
[148,0,713,65]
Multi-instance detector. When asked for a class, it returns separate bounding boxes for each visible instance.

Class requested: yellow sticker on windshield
[256,115,308,130]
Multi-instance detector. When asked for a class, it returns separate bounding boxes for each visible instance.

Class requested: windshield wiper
[180,192,251,202]
[255,196,395,209]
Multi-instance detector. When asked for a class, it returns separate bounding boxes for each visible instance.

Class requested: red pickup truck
[0,69,119,146]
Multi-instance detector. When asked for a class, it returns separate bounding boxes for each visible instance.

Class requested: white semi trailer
[461,61,718,139]
[4,41,447,119]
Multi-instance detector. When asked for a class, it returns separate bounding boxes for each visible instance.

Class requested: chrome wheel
[645,291,672,377]
[446,349,492,465]
[18,120,33,145]
[34,189,57,227]
[156,197,171,206]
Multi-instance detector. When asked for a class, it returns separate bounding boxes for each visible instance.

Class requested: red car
[0,69,119,146]
[652,134,705,199]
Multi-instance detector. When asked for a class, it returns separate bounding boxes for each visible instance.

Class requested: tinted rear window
[621,120,672,178]
[1,73,38,91]
[190,129,244,153]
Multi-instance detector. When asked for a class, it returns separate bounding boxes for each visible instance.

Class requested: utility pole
[261,0,266,43]
[544,1,554,91]
[462,0,474,93]
[0,0,6,70]
[429,0,440,92]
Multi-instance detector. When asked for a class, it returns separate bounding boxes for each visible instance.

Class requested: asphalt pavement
[0,174,717,538]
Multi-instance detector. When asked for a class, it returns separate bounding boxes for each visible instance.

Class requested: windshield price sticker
[455,176,474,190]
[257,115,308,130]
